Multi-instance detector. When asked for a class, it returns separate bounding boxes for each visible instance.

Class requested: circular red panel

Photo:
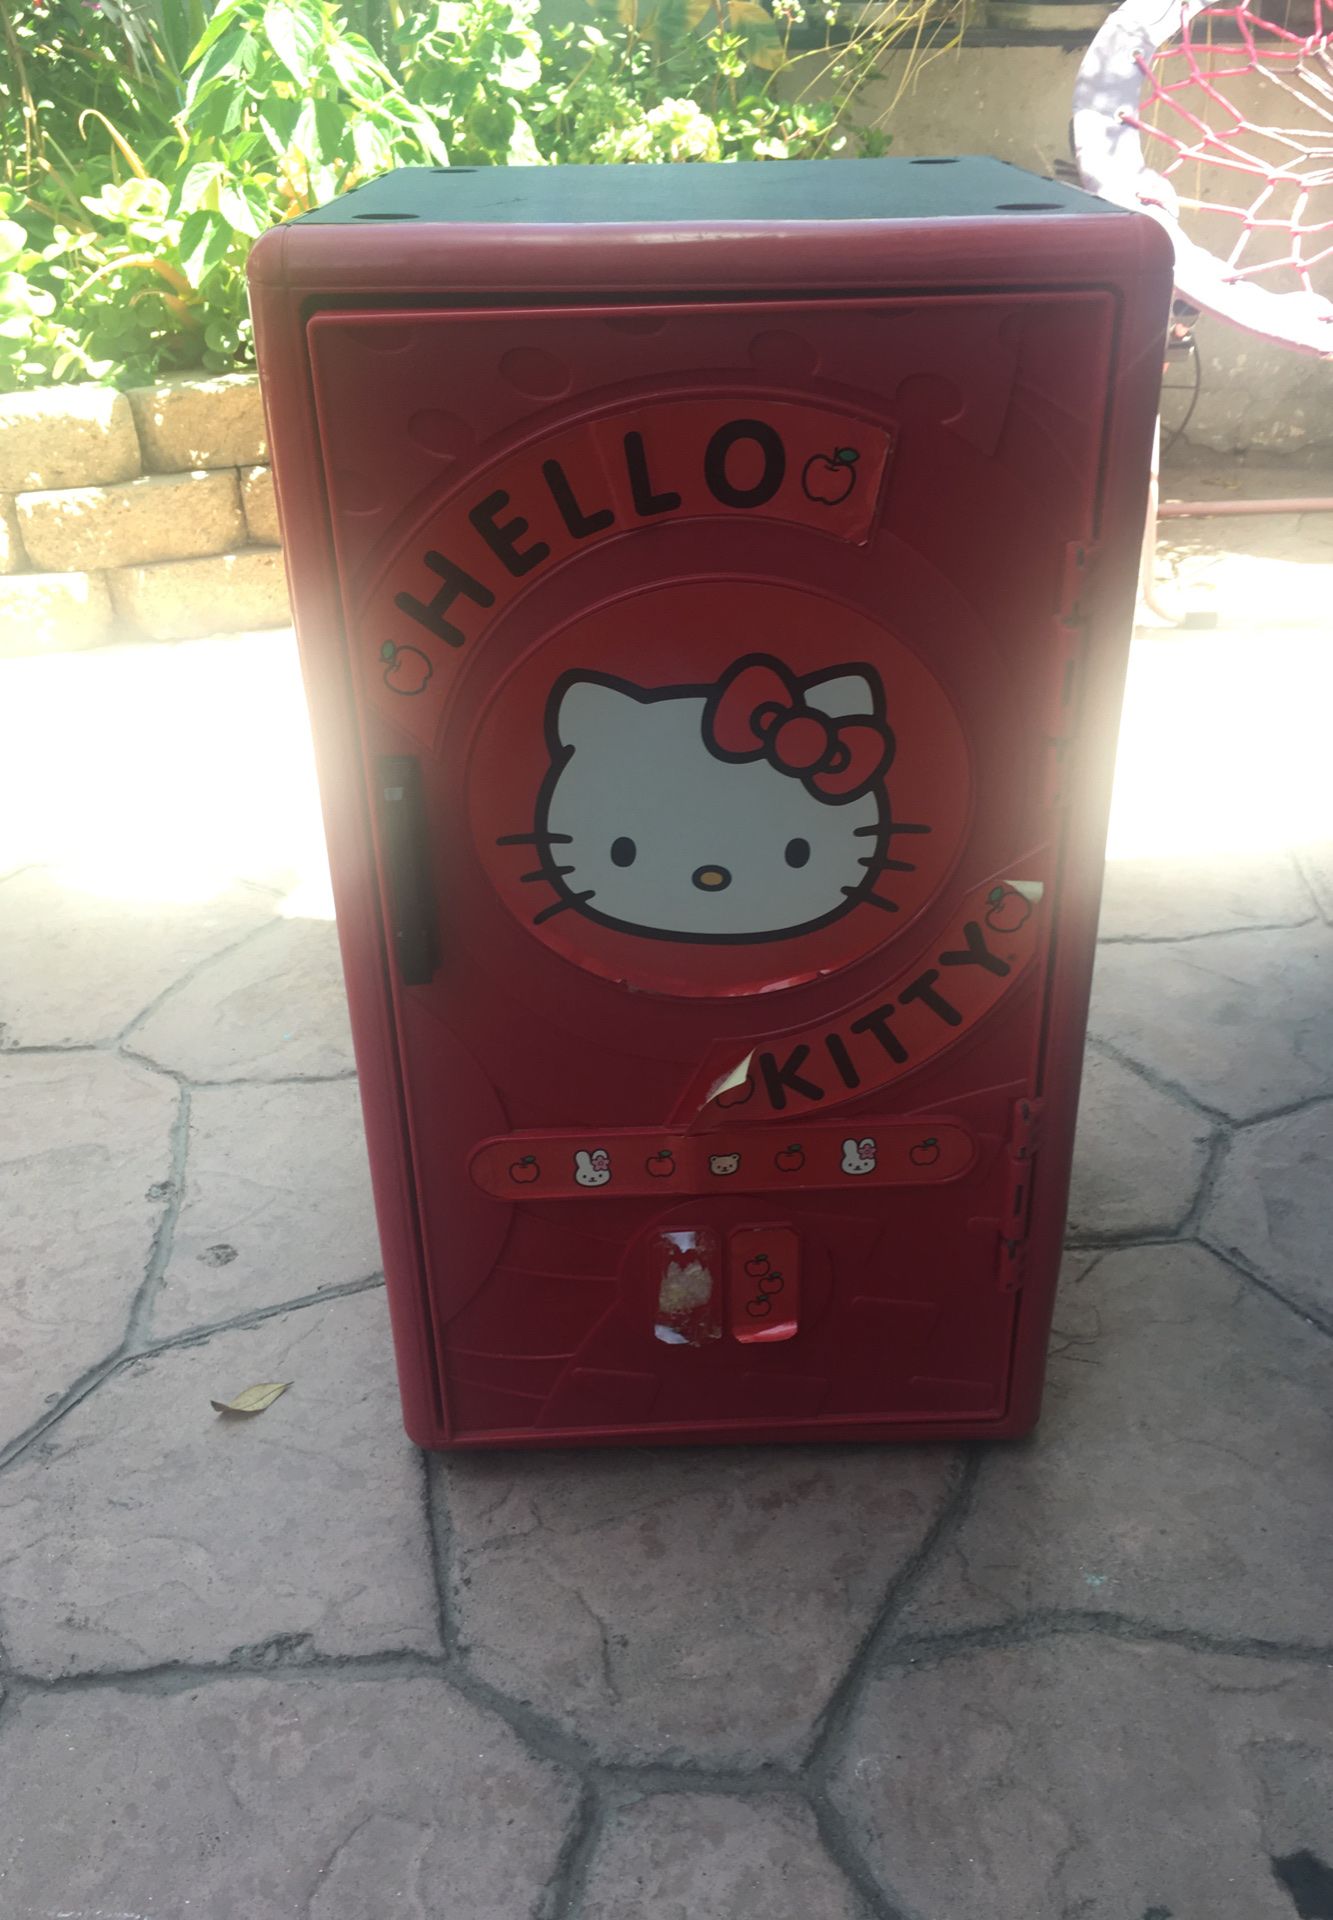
[469,578,971,999]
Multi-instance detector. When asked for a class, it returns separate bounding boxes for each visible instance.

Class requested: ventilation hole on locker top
[910,156,959,164]
[352,211,420,220]
[994,201,1066,212]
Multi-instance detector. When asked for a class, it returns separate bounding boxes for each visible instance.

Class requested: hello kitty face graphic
[504,653,916,944]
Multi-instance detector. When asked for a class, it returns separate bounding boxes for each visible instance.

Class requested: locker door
[308,289,1112,1442]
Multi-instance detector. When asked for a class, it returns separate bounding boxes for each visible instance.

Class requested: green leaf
[218,183,264,239]
[263,1,323,86]
[0,221,26,265]
[177,209,233,288]
[186,0,248,66]
[176,160,227,215]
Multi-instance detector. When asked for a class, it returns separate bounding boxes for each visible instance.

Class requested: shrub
[0,0,962,389]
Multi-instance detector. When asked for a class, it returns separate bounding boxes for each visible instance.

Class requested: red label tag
[469,1117,975,1200]
[359,397,895,748]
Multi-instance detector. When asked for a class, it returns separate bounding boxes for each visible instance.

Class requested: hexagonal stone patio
[3,498,1332,1920]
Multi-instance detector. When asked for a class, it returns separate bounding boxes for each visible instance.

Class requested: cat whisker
[497,831,573,846]
[846,886,899,912]
[858,855,916,873]
[520,866,574,883]
[885,821,931,837]
[533,890,595,925]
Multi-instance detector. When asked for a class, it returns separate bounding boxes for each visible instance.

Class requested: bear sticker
[503,653,913,944]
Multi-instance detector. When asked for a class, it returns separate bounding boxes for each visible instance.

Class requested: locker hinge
[996,1096,1044,1293]
[1041,541,1098,811]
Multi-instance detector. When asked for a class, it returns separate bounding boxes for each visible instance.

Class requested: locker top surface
[291,156,1122,228]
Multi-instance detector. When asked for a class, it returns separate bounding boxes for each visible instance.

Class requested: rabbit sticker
[573,1148,612,1188]
[840,1137,877,1177]
[503,653,915,945]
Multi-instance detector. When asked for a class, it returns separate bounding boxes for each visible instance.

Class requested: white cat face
[522,654,897,944]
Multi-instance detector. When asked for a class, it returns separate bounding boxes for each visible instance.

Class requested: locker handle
[377,755,437,986]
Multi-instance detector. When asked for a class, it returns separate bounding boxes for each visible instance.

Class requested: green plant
[0,0,965,391]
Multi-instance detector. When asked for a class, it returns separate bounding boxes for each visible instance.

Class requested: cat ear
[803,667,881,719]
[550,674,643,747]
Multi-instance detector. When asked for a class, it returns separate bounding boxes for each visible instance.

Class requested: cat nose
[692,865,732,891]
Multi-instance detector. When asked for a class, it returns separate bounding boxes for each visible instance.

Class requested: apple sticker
[381,640,433,697]
[509,1154,540,1185]
[910,1137,941,1168]
[774,1144,805,1173]
[745,1254,771,1278]
[801,446,860,506]
[746,1296,773,1318]
[984,884,1031,934]
[715,1078,754,1110]
[646,1149,676,1178]
[758,1270,785,1295]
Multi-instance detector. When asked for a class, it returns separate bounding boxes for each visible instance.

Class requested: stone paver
[0,867,276,1048]
[0,1292,437,1677]
[127,371,268,471]
[0,1674,578,1920]
[1203,1100,1333,1324]
[442,1444,962,1765]
[156,1078,379,1335]
[1097,849,1314,941]
[0,491,22,572]
[109,546,291,640]
[0,383,140,491]
[1068,1045,1213,1237]
[1087,923,1333,1119]
[899,1242,1333,1643]
[131,914,354,1081]
[582,1794,861,1920]
[831,1638,1333,1920]
[0,567,113,654]
[15,467,245,571]
[243,461,281,544]
[0,1051,177,1451]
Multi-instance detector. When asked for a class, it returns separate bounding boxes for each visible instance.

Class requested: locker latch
[377,755,438,986]
[996,1096,1043,1292]
[1041,541,1097,810]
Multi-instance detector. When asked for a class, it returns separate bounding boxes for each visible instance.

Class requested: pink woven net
[1127,0,1333,298]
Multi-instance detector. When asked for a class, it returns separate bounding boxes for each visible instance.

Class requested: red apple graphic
[758,1270,785,1296]
[745,1254,771,1279]
[746,1296,773,1319]
[509,1155,540,1185]
[715,1077,754,1110]
[801,446,859,506]
[984,884,1031,934]
[910,1137,941,1169]
[381,640,433,697]
[646,1149,675,1178]
[774,1144,805,1173]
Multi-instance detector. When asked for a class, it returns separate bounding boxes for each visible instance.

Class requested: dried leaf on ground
[210,1381,292,1416]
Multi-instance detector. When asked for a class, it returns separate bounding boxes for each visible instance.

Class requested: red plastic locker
[249,157,1171,1448]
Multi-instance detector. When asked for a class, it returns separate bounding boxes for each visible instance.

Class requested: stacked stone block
[0,375,291,654]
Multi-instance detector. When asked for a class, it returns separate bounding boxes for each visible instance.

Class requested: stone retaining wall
[0,376,291,656]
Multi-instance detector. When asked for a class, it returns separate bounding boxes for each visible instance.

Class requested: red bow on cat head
[703,655,894,804]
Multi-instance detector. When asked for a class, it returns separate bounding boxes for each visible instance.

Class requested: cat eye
[610,836,637,867]
[784,838,811,868]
